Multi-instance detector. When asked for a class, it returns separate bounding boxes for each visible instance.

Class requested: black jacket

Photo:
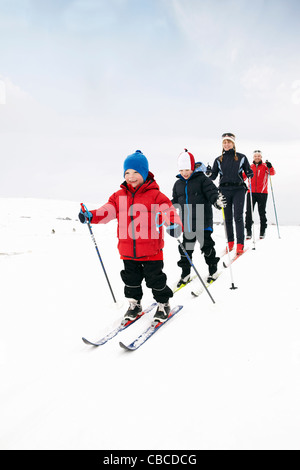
[210,149,253,187]
[172,166,219,233]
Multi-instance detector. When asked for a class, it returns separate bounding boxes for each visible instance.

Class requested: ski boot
[207,262,218,283]
[226,241,234,252]
[260,227,266,239]
[124,299,142,321]
[153,302,171,323]
[236,244,244,255]
[176,274,191,288]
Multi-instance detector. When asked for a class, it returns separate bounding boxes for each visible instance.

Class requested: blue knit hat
[123,150,149,182]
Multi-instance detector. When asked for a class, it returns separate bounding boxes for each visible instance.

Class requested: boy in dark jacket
[172,149,226,287]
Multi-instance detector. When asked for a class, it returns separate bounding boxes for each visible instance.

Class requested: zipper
[255,164,258,193]
[128,183,146,258]
[126,181,151,259]
[185,181,191,232]
[129,191,137,259]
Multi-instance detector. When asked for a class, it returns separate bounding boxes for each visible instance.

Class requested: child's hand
[213,193,227,210]
[206,164,212,176]
[78,205,93,223]
[166,223,182,238]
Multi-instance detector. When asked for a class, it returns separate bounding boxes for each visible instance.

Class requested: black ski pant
[178,230,218,277]
[121,260,173,304]
[221,186,246,245]
[245,193,268,231]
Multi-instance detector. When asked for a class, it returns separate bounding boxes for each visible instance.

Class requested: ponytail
[233,145,238,161]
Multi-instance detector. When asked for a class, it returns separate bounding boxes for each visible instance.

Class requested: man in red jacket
[245,150,276,239]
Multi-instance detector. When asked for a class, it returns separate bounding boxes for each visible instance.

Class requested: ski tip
[82,337,100,347]
[82,337,92,345]
[119,341,133,351]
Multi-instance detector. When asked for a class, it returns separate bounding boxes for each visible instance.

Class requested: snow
[1,197,300,450]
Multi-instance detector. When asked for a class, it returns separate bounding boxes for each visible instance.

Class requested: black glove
[266,161,272,168]
[206,164,212,177]
[166,223,182,238]
[78,207,93,224]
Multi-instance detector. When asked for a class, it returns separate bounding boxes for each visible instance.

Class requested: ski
[82,303,157,347]
[223,247,250,268]
[217,248,233,259]
[119,305,183,351]
[191,272,221,297]
[173,275,197,293]
[172,248,228,295]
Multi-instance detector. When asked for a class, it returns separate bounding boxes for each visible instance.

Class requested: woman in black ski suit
[209,133,253,254]
[172,149,226,287]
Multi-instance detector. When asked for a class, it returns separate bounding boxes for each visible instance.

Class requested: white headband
[222,136,235,144]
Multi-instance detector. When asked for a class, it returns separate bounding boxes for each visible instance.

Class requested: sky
[0,0,300,224]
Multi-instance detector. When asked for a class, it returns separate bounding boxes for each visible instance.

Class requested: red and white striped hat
[177,149,195,171]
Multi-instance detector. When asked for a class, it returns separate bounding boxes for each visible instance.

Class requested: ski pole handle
[80,203,93,223]
[81,203,90,217]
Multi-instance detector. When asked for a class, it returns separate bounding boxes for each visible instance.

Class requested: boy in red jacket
[79,150,182,322]
[245,150,276,239]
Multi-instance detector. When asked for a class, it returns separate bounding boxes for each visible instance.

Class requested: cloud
[0,0,300,206]
[291,80,300,105]
[0,79,6,104]
[0,76,35,129]
[241,66,274,92]
[0,75,57,133]
[0,76,32,101]
[62,0,122,33]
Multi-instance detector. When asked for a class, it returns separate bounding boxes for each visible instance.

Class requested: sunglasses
[222,133,235,139]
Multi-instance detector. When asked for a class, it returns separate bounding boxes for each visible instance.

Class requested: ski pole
[248,178,256,250]
[266,163,281,239]
[80,203,117,303]
[221,207,238,290]
[177,239,216,304]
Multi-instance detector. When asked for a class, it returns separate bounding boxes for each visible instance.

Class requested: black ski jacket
[172,165,219,233]
[210,149,253,188]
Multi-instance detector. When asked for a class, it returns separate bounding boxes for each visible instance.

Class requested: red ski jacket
[90,173,182,261]
[244,162,276,194]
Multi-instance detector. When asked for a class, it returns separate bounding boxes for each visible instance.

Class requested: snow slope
[0,198,300,450]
